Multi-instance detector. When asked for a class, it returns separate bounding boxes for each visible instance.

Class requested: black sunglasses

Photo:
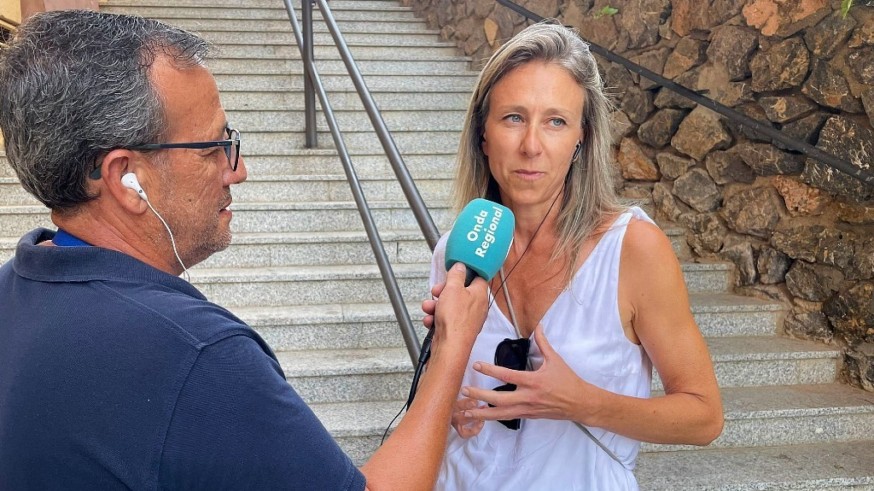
[89,127,241,179]
[490,337,530,430]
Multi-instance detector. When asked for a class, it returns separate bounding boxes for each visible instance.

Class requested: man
[0,10,488,490]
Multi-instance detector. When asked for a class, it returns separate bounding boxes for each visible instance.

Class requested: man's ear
[97,149,149,214]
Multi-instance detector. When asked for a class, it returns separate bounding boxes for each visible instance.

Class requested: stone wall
[400,0,874,390]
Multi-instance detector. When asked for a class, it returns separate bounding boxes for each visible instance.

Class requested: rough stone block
[750,37,810,92]
[657,152,694,180]
[671,106,732,161]
[804,11,857,59]
[801,116,874,203]
[617,138,660,181]
[638,109,685,148]
[786,260,845,301]
[757,245,792,284]
[736,142,804,176]
[802,61,864,113]
[706,150,755,185]
[758,96,818,124]
[847,46,874,85]
[663,37,707,80]
[722,186,782,239]
[673,168,721,212]
[707,25,759,81]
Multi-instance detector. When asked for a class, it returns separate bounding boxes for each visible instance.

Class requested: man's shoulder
[103,278,256,349]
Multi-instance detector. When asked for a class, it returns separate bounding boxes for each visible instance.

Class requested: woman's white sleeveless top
[431,207,655,491]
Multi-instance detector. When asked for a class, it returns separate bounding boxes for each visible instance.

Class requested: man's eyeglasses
[89,127,242,179]
[490,337,530,430]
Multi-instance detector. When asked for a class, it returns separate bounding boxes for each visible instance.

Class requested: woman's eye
[505,114,522,123]
[549,118,566,127]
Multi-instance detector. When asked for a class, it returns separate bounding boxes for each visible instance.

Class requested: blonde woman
[422,21,723,489]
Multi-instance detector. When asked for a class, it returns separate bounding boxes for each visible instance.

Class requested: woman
[422,21,723,489]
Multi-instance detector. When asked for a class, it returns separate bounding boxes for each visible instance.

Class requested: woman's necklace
[490,191,562,338]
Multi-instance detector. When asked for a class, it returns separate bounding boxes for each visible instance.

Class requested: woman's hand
[460,325,601,425]
[451,397,485,438]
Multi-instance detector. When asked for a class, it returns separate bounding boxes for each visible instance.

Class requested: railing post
[302,0,317,147]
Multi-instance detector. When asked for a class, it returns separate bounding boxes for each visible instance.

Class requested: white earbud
[120,171,189,281]
[121,172,148,201]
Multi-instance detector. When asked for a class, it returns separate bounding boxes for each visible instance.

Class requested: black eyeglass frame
[490,337,531,430]
[89,127,241,179]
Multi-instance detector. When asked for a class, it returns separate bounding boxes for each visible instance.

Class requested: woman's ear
[572,141,582,161]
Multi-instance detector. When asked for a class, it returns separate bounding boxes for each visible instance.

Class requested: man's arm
[360,262,488,490]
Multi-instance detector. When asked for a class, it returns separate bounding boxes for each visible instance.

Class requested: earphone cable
[487,190,561,310]
[144,198,190,282]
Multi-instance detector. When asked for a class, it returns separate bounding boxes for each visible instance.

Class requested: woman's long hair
[453,21,625,281]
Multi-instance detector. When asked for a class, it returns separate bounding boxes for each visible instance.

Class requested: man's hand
[429,263,489,355]
[361,263,488,490]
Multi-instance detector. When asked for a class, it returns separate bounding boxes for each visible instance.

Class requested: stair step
[237,130,461,155]
[189,222,686,267]
[209,47,477,63]
[277,347,412,404]
[210,57,472,74]
[231,175,453,204]
[212,43,462,59]
[162,18,431,33]
[193,30,444,45]
[229,201,453,233]
[275,336,839,404]
[0,179,390,209]
[196,230,433,269]
[0,153,12,178]
[191,260,734,308]
[214,72,477,92]
[309,400,403,466]
[221,90,472,111]
[108,0,402,7]
[702,336,840,389]
[307,386,874,467]
[689,293,783,337]
[227,293,782,351]
[237,153,458,178]
[103,5,419,22]
[636,440,874,490]
[234,302,427,351]
[646,384,874,452]
[229,108,467,133]
[192,263,430,308]
[0,178,40,206]
[0,201,452,238]
[0,205,52,237]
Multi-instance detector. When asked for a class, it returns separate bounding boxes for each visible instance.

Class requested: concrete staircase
[2,0,871,488]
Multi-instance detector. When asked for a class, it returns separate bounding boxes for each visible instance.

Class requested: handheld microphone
[405,199,515,409]
[444,198,515,285]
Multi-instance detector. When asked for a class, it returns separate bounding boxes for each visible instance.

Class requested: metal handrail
[312,0,441,249]
[498,0,874,186]
[282,0,433,364]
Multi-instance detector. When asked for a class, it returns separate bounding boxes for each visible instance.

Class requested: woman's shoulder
[621,209,675,266]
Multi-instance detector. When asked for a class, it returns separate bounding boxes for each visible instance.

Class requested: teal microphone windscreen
[445,198,515,284]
